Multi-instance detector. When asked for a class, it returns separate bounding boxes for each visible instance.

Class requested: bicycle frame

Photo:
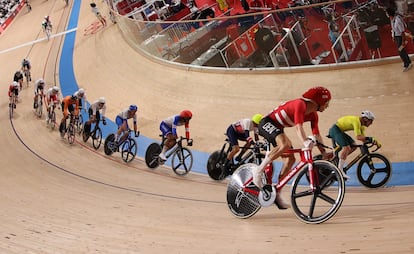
[243,148,319,196]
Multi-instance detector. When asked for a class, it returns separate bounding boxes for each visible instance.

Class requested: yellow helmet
[251,114,263,125]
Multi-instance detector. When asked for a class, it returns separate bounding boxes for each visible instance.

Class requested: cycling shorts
[226,125,247,146]
[258,116,284,147]
[115,116,129,129]
[328,124,354,147]
[160,121,172,136]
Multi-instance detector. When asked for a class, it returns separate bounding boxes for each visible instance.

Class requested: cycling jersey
[61,95,79,117]
[45,88,59,104]
[227,118,257,146]
[335,115,366,137]
[266,98,320,135]
[8,85,19,97]
[160,115,190,139]
[34,79,45,94]
[13,71,23,82]
[89,100,106,117]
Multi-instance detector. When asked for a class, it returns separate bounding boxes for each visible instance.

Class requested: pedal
[258,184,276,207]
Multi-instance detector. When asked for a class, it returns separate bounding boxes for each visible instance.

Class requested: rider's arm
[295,123,308,145]
[184,121,190,139]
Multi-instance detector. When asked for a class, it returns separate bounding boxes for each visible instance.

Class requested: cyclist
[90,2,107,27]
[327,110,381,179]
[83,97,107,140]
[73,88,87,112]
[59,94,80,137]
[159,110,193,161]
[45,86,60,122]
[114,105,140,145]
[21,58,32,82]
[42,16,52,33]
[8,81,20,108]
[222,114,263,173]
[33,78,45,109]
[13,70,24,90]
[252,86,332,209]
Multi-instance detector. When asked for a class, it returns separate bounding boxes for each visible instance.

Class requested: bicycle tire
[121,138,137,163]
[67,124,75,144]
[356,153,392,188]
[104,134,116,155]
[291,161,345,224]
[145,143,162,168]
[50,111,56,129]
[92,127,103,150]
[207,150,227,180]
[227,163,261,219]
[77,115,83,135]
[172,147,193,176]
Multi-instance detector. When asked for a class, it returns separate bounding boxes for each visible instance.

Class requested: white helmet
[38,79,45,85]
[12,81,19,87]
[52,86,59,92]
[77,88,85,96]
[361,110,375,120]
[98,97,106,104]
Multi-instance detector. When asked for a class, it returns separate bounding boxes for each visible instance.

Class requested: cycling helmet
[38,79,45,84]
[77,88,85,96]
[12,81,19,87]
[251,114,263,125]
[361,110,375,120]
[129,104,138,111]
[52,86,59,92]
[302,86,331,107]
[180,110,192,120]
[44,16,49,20]
[98,97,106,104]
[71,95,78,100]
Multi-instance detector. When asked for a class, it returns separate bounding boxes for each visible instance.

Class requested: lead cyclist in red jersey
[252,86,332,209]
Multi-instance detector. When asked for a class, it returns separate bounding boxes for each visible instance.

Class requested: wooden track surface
[0,1,413,253]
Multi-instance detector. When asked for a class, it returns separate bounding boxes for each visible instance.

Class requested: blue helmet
[129,104,138,111]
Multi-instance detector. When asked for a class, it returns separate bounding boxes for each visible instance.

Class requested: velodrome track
[0,0,413,253]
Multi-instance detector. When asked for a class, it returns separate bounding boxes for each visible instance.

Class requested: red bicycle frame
[243,147,320,195]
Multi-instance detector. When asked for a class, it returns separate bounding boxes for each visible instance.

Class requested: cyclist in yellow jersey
[328,111,381,179]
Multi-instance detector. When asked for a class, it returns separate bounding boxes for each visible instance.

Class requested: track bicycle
[22,66,31,87]
[46,102,59,129]
[44,24,52,40]
[104,130,138,163]
[227,141,345,224]
[83,120,104,150]
[145,135,193,176]
[314,137,392,188]
[9,93,17,118]
[34,94,43,118]
[207,135,265,180]
[65,114,81,145]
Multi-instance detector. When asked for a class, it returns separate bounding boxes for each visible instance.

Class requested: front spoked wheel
[145,143,162,169]
[227,163,261,219]
[207,150,228,180]
[357,153,392,188]
[291,161,345,224]
[171,147,193,176]
[92,127,103,150]
[67,124,75,144]
[121,138,137,163]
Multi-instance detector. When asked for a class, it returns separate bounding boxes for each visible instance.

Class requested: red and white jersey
[232,118,258,135]
[45,88,59,102]
[266,98,320,135]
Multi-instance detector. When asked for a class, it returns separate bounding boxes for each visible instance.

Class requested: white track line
[0,27,77,54]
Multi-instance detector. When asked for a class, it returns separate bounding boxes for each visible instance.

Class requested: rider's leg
[34,94,38,108]
[159,134,176,161]
[253,133,291,188]
[338,146,352,179]
[274,155,295,209]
